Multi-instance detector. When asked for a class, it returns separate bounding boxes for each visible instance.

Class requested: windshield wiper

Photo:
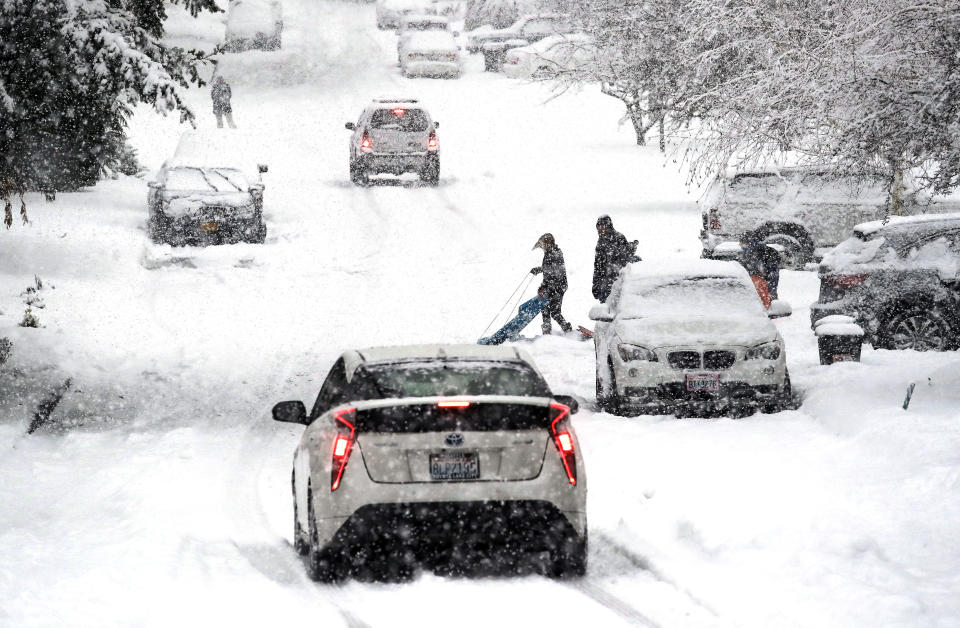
[211,169,245,192]
[181,166,218,191]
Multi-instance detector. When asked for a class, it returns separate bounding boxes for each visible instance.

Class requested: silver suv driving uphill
[273,344,588,582]
[345,99,440,186]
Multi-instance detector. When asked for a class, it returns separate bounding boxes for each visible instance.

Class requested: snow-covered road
[2,2,959,626]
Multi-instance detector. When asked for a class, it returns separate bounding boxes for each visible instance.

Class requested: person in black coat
[592,215,640,303]
[739,231,781,299]
[211,76,236,129]
[531,233,572,334]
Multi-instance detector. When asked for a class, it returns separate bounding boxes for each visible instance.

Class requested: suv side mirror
[272,400,308,424]
[257,164,269,173]
[588,305,613,322]
[553,394,579,414]
[345,122,356,131]
[433,121,439,128]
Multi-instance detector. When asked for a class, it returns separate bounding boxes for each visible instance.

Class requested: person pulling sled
[530,233,572,335]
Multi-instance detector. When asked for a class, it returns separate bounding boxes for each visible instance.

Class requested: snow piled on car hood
[615,315,777,348]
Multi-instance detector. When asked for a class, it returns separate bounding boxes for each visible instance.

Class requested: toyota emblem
[445,433,464,447]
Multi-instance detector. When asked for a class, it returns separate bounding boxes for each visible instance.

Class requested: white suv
[345,99,440,186]
[273,344,587,581]
[591,260,791,417]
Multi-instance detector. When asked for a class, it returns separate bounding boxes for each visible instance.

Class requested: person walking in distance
[592,215,640,303]
[738,231,779,307]
[211,76,236,129]
[531,233,573,335]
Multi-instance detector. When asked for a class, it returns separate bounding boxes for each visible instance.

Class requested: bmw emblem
[445,433,464,447]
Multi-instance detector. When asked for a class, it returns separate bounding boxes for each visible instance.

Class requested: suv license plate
[200,221,219,233]
[429,452,479,481]
[686,373,720,392]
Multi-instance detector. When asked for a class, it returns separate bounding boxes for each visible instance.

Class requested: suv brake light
[824,274,868,290]
[360,132,372,152]
[549,403,576,486]
[331,408,357,491]
[428,131,438,151]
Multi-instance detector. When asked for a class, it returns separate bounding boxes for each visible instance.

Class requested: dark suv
[810,213,960,351]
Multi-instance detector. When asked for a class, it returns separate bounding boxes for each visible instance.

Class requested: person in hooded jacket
[739,231,780,307]
[530,233,573,334]
[211,76,236,129]
[592,215,640,303]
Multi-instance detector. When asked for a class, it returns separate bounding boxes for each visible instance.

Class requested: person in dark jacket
[211,76,236,129]
[531,233,573,334]
[739,231,780,305]
[592,215,640,303]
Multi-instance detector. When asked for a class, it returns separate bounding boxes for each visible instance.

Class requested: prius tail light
[331,408,357,491]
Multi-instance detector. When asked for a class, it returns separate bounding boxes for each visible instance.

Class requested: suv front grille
[667,351,701,370]
[704,350,736,370]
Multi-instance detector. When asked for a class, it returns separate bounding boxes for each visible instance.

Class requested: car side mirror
[588,305,613,322]
[553,394,579,414]
[768,300,792,319]
[272,400,308,424]
[433,121,439,128]
[257,164,269,173]
[345,122,356,131]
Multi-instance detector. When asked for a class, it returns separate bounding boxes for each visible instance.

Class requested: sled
[577,325,594,339]
[478,296,547,345]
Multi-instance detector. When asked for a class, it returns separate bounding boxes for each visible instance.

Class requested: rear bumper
[402,61,461,77]
[322,500,585,573]
[151,212,263,246]
[360,152,433,175]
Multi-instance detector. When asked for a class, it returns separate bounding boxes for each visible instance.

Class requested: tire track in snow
[590,530,720,621]
[568,580,661,628]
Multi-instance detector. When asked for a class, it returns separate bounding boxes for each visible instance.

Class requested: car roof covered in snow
[853,212,960,238]
[513,32,590,54]
[355,344,528,364]
[405,30,458,50]
[168,131,264,178]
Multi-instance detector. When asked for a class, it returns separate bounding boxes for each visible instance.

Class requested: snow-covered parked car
[400,30,462,78]
[224,0,282,52]
[147,131,268,246]
[376,0,437,29]
[502,33,594,79]
[345,98,441,185]
[810,212,960,351]
[273,344,587,581]
[700,167,897,270]
[591,260,792,416]
[396,14,456,63]
[466,14,571,53]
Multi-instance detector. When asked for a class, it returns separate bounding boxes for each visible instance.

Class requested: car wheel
[881,305,953,351]
[547,535,587,579]
[292,474,308,556]
[305,485,342,582]
[421,156,440,186]
[763,233,806,270]
[606,358,625,416]
[350,160,370,187]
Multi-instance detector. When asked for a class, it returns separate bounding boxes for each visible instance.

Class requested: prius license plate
[686,373,720,392]
[200,221,219,233]
[429,452,479,481]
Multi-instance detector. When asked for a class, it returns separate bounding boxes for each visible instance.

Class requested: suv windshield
[369,108,429,132]
[354,360,551,398]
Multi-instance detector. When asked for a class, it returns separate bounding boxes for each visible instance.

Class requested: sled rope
[480,271,534,338]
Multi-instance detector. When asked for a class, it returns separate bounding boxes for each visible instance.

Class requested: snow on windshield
[620,277,765,319]
[165,167,250,193]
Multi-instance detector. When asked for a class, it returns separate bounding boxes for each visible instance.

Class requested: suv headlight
[617,343,657,362]
[745,341,781,361]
